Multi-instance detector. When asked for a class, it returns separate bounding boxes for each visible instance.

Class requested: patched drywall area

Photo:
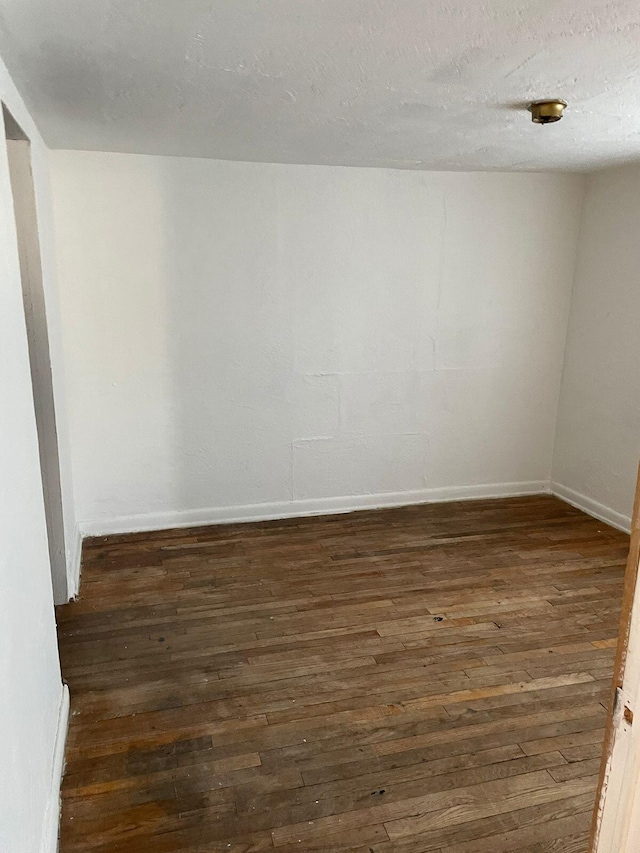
[0,51,69,853]
[50,151,584,534]
[553,165,640,531]
[2,1,640,171]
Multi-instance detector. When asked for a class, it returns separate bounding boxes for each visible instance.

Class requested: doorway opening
[3,104,68,602]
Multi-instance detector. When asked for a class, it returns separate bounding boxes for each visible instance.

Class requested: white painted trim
[551,481,631,533]
[79,480,550,537]
[67,524,82,600]
[40,684,69,853]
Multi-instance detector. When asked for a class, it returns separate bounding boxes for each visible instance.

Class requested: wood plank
[56,495,625,852]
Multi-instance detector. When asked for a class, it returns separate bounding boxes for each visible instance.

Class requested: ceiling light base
[528,99,567,124]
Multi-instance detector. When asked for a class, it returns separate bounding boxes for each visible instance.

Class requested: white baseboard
[79,480,550,537]
[551,481,631,533]
[40,684,69,853]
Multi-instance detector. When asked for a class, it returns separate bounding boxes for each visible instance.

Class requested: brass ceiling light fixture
[528,99,567,124]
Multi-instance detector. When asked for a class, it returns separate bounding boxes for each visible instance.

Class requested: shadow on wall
[162,160,294,516]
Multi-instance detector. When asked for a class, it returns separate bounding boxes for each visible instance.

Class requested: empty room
[3,2,640,852]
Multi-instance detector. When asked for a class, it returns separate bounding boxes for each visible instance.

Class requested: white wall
[0,53,69,853]
[7,138,70,604]
[50,151,584,534]
[3,125,78,600]
[553,165,640,532]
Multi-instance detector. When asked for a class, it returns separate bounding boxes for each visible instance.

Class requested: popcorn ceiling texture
[1,0,640,170]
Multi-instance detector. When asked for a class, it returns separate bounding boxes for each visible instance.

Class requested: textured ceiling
[1,0,639,171]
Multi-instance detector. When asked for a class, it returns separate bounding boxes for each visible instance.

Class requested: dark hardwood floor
[56,495,628,852]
